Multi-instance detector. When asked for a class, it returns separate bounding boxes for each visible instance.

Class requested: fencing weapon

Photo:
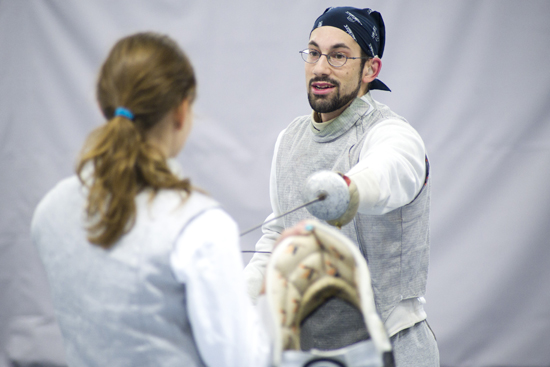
[240,170,350,239]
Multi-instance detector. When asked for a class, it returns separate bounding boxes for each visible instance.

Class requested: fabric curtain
[1,1,549,366]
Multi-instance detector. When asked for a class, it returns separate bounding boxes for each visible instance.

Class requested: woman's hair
[77,32,196,248]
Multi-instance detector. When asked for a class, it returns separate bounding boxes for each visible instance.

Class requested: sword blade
[239,192,327,237]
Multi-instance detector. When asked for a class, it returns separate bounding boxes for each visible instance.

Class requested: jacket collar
[309,93,375,143]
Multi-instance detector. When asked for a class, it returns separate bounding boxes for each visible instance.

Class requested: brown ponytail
[77,32,196,248]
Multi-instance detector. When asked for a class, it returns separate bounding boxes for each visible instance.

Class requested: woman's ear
[173,99,191,130]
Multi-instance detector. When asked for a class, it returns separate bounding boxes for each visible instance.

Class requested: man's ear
[362,57,382,84]
[173,99,191,130]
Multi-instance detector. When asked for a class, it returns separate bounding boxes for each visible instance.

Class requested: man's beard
[307,77,362,114]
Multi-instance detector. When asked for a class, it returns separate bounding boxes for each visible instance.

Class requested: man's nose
[313,54,332,76]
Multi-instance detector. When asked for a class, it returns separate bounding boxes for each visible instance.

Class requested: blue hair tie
[114,107,134,120]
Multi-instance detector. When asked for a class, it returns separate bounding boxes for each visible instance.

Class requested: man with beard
[244,6,439,366]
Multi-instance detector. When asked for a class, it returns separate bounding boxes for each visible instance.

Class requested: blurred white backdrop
[1,1,549,366]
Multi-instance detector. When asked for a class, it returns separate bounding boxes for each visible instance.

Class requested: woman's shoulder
[37,176,82,207]
[32,175,83,232]
[149,188,218,207]
[136,188,220,225]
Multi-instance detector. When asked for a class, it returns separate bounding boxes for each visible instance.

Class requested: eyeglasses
[299,48,371,68]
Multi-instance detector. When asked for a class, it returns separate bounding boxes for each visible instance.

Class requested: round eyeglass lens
[328,52,347,67]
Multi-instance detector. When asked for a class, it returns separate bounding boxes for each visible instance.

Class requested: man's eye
[332,53,347,60]
[308,50,321,57]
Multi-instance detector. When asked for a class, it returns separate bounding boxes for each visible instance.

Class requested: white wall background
[1,1,549,366]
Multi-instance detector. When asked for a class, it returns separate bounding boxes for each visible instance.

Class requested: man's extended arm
[347,118,426,215]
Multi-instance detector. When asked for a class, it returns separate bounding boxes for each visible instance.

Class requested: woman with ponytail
[31,33,270,367]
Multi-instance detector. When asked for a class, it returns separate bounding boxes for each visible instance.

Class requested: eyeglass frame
[299,48,371,68]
